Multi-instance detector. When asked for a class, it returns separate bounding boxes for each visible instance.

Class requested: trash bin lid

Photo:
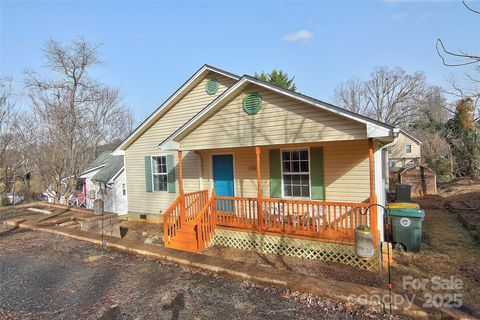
[388,208,425,218]
[387,203,420,209]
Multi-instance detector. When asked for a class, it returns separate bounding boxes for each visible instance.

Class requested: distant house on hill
[388,130,422,169]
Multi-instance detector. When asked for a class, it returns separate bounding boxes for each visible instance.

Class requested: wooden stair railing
[163,196,182,247]
[163,190,217,253]
[194,194,217,251]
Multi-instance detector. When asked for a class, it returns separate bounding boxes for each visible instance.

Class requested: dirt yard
[0,226,399,320]
[119,220,164,246]
[391,180,480,315]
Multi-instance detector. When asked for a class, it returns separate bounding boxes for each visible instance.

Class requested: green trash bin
[388,207,425,252]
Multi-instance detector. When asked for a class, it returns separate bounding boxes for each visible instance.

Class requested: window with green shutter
[282,149,310,198]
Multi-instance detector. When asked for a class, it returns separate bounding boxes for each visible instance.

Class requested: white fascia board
[113,65,240,153]
[80,164,106,177]
[112,149,125,156]
[107,167,125,184]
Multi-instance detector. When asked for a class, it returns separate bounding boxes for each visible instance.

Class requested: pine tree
[255,69,297,92]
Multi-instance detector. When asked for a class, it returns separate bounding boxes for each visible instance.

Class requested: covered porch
[163,138,379,254]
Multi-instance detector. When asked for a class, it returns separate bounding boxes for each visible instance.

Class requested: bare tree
[85,87,134,158]
[0,78,20,195]
[21,38,132,202]
[333,78,369,115]
[436,1,479,121]
[334,67,434,127]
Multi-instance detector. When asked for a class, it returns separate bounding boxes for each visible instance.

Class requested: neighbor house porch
[162,139,380,256]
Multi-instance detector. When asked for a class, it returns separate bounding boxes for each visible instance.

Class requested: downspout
[374,133,399,243]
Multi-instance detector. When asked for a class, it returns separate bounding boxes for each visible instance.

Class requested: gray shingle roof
[83,151,114,172]
[91,155,124,183]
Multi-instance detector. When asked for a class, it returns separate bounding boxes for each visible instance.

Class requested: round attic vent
[242,92,262,115]
[205,78,219,95]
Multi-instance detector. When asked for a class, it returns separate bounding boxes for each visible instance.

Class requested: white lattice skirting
[212,228,380,270]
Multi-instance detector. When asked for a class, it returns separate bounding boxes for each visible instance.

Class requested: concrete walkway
[2,205,474,320]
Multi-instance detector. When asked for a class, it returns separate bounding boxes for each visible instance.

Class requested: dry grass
[392,191,480,310]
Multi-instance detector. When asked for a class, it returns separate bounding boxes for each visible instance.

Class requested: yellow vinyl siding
[179,84,367,150]
[388,131,421,167]
[125,74,235,215]
[198,140,370,203]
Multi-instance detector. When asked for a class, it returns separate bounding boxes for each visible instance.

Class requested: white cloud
[391,11,408,21]
[282,30,313,44]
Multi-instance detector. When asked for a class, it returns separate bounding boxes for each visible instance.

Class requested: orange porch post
[178,150,186,222]
[255,146,263,230]
[368,138,379,247]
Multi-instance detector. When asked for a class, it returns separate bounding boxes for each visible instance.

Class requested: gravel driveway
[0,224,397,320]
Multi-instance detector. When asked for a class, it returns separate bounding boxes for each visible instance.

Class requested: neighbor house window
[152,156,168,191]
[282,149,310,198]
[122,183,126,196]
[405,144,412,154]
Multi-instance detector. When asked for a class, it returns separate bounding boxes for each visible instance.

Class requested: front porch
[162,139,380,268]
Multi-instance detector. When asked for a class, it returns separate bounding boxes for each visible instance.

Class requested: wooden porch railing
[164,191,375,251]
[185,189,209,220]
[195,195,217,251]
[163,190,217,251]
[163,196,182,247]
[216,196,372,242]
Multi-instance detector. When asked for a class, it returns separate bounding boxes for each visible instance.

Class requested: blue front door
[213,155,234,213]
[213,155,234,196]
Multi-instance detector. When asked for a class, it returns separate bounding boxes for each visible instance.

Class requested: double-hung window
[282,149,310,198]
[405,144,412,154]
[152,156,168,192]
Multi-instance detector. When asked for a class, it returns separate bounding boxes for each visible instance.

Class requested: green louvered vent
[242,92,262,115]
[205,78,219,95]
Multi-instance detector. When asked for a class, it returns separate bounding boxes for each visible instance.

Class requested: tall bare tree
[334,67,435,127]
[436,0,479,121]
[21,38,133,202]
[0,78,19,195]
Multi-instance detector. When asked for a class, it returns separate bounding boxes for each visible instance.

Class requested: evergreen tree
[255,69,297,92]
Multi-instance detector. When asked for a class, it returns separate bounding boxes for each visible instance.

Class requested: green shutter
[166,154,176,193]
[269,149,282,198]
[310,147,325,200]
[145,156,153,193]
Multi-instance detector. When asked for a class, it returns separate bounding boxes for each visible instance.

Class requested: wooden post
[256,146,263,230]
[368,138,379,247]
[178,150,186,222]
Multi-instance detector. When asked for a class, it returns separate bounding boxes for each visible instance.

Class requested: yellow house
[113,65,399,267]
[388,130,422,168]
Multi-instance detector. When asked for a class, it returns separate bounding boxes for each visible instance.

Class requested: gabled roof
[400,130,422,145]
[81,151,124,183]
[82,151,113,174]
[92,155,124,183]
[112,65,240,154]
[159,75,398,150]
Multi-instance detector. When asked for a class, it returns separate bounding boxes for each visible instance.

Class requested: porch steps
[168,223,199,252]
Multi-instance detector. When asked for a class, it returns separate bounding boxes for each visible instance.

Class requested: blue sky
[1,1,478,122]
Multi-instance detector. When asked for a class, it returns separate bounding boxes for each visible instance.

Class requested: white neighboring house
[69,151,128,215]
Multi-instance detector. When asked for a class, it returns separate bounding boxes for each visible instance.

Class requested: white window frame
[152,156,168,192]
[280,148,311,199]
[122,183,127,196]
[405,144,412,154]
